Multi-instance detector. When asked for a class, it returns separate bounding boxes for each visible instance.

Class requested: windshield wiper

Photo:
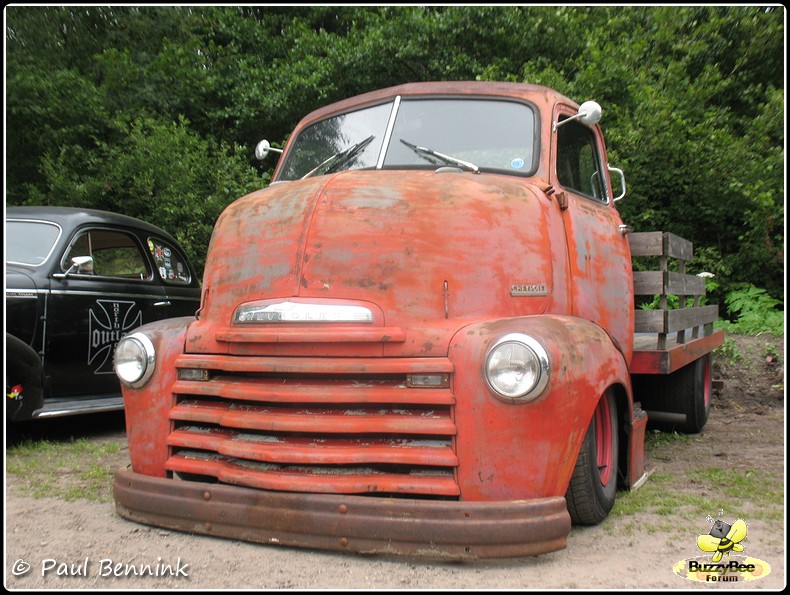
[400,139,480,174]
[301,135,376,179]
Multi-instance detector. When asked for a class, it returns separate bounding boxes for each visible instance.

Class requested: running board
[33,396,124,419]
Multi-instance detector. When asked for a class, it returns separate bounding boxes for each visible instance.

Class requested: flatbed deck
[631,329,724,375]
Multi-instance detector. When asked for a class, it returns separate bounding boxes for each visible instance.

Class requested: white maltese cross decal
[88,299,142,374]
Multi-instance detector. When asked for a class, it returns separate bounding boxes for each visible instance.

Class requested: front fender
[119,316,194,476]
[5,333,45,422]
[449,315,631,501]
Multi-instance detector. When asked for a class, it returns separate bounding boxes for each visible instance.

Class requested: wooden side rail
[629,231,717,350]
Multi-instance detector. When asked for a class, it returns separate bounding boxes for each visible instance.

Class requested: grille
[166,355,459,498]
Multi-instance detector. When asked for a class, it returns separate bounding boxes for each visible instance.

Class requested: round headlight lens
[114,332,156,388]
[485,333,549,401]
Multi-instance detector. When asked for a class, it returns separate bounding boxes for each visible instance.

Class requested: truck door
[551,106,634,362]
[45,226,168,399]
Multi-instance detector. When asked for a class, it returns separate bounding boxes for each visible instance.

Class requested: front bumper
[114,469,571,559]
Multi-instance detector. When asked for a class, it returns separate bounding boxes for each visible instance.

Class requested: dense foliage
[5,6,784,320]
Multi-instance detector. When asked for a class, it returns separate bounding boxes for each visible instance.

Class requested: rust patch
[114,469,571,559]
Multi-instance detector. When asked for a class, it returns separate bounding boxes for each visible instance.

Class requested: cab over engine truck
[112,82,723,559]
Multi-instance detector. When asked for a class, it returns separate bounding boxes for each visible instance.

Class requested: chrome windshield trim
[376,95,401,169]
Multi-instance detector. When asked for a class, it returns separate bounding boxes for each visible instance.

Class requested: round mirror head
[255,139,272,160]
[578,101,602,126]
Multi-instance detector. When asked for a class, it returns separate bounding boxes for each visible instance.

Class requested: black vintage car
[5,206,202,421]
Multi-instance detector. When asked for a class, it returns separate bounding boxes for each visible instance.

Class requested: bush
[719,285,784,336]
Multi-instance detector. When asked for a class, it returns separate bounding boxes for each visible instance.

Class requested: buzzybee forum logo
[673,512,771,583]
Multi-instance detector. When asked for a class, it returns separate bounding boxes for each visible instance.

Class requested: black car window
[147,237,192,285]
[6,220,62,266]
[61,229,151,279]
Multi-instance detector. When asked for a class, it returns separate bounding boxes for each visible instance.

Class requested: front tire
[566,391,619,525]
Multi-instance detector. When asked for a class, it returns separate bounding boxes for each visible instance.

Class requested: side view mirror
[54,255,94,279]
[553,101,603,132]
[254,139,283,161]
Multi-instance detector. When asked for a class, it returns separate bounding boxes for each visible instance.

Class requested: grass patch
[6,437,123,503]
[692,468,784,510]
[645,429,691,449]
[614,467,784,527]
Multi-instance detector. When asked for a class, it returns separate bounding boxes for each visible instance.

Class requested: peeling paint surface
[187,170,561,358]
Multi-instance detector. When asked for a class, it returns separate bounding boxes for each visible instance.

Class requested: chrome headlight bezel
[113,332,156,388]
[484,333,550,402]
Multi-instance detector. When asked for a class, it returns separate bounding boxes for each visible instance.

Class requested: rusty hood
[187,170,561,357]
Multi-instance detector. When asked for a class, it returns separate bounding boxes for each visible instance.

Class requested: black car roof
[5,206,180,243]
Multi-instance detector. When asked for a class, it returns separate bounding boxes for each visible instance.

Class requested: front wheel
[565,391,619,525]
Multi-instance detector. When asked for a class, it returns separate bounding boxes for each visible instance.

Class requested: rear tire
[565,391,619,525]
[635,355,711,434]
[680,354,712,434]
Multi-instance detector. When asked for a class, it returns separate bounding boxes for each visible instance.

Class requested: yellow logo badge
[673,515,771,583]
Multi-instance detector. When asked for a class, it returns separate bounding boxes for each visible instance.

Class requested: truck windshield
[277,97,537,180]
[6,220,62,266]
[278,102,392,181]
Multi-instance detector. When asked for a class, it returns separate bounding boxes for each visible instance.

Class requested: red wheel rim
[594,396,613,486]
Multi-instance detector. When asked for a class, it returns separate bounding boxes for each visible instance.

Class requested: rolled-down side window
[61,229,151,278]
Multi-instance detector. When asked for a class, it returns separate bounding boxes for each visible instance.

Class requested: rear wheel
[635,355,712,434]
[680,354,712,434]
[565,391,619,525]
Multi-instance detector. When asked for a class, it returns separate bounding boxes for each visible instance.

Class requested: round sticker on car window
[511,157,525,169]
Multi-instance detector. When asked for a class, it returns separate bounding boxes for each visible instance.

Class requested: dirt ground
[4,333,785,590]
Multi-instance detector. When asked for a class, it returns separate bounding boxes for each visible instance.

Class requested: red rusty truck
[112,81,723,559]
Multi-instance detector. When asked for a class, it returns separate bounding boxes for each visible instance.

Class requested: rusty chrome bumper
[114,469,571,559]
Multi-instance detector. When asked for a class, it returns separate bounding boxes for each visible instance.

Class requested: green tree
[5,5,784,306]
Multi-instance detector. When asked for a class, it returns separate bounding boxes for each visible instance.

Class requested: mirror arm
[553,100,602,132]
[553,112,584,132]
[255,139,283,161]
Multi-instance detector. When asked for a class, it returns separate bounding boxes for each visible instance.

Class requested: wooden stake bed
[629,231,724,374]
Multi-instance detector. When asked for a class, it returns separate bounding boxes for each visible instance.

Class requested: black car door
[145,235,202,318]
[45,225,172,399]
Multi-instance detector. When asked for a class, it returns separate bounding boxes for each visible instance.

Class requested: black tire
[636,355,712,434]
[565,391,619,525]
[681,354,712,433]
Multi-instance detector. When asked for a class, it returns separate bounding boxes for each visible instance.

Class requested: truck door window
[61,229,151,279]
[556,118,607,202]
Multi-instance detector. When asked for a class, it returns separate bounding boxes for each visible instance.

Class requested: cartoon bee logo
[697,517,747,562]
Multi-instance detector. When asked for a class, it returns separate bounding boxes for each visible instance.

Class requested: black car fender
[5,333,45,422]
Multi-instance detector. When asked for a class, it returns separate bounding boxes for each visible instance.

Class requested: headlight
[485,333,549,401]
[114,332,156,388]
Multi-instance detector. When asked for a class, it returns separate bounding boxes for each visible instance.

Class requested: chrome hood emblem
[233,301,374,324]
